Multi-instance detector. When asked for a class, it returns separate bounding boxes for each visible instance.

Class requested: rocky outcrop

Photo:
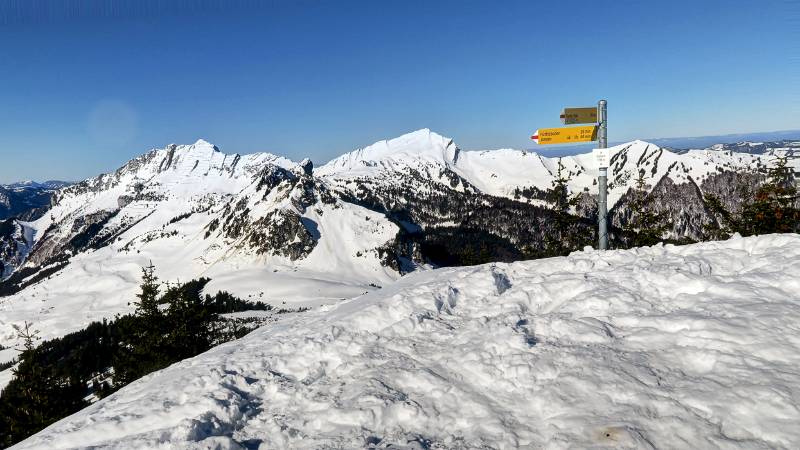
[249,210,318,260]
[0,219,31,279]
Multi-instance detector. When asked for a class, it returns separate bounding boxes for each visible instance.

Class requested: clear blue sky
[0,0,798,183]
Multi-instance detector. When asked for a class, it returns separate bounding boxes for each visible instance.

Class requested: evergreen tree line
[0,265,272,448]
[703,156,799,238]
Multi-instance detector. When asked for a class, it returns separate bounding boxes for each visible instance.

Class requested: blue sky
[0,0,798,183]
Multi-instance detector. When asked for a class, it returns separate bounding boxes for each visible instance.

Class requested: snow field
[0,197,397,353]
[16,234,800,449]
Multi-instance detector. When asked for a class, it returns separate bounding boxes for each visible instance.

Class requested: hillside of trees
[0,266,277,448]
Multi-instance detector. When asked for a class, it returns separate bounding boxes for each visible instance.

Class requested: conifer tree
[739,156,799,235]
[0,276,267,447]
[115,263,167,384]
[133,262,160,317]
[702,192,735,240]
[543,159,591,256]
[622,173,670,247]
[12,321,40,352]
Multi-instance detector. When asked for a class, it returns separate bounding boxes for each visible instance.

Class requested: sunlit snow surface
[15,234,800,449]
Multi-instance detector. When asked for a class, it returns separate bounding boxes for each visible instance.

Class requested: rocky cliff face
[0,219,32,279]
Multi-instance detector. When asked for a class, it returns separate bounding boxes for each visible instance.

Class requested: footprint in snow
[434,286,459,314]
[491,267,512,295]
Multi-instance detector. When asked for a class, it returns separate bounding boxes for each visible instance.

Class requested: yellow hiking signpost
[530,100,609,250]
[530,125,597,145]
[560,107,598,125]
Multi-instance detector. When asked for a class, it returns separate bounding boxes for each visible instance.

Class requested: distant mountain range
[539,129,800,157]
[652,129,800,150]
[0,180,72,222]
[4,180,72,191]
[0,130,797,348]
[669,140,800,156]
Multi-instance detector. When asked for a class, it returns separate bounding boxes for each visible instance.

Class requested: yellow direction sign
[560,107,598,125]
[531,125,598,145]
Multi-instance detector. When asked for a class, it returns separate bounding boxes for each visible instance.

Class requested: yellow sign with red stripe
[531,125,598,145]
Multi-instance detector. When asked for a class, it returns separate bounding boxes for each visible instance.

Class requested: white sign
[593,148,610,168]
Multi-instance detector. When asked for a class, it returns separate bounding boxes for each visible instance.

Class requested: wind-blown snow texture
[16,234,800,449]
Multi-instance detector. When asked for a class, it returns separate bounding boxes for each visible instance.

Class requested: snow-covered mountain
[321,130,797,206]
[0,139,401,350]
[0,130,796,353]
[15,234,800,449]
[319,129,796,241]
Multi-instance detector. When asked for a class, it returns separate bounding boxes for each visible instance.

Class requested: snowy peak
[192,138,218,150]
[316,132,797,228]
[59,140,296,206]
[158,141,229,176]
[159,139,225,172]
[318,129,459,176]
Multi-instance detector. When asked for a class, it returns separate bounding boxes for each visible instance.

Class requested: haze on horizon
[0,0,798,184]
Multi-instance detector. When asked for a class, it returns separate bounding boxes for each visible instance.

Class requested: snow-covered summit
[17,234,800,449]
[190,138,218,149]
[318,129,459,176]
[40,141,295,230]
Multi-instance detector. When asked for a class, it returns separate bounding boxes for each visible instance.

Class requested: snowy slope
[16,234,800,449]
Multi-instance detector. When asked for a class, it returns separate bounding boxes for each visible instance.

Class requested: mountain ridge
[0,129,796,358]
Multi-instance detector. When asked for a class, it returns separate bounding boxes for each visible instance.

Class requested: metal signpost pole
[597,99,608,250]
